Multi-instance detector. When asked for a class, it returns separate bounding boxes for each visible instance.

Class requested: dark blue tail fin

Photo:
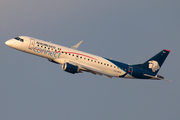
[135,49,170,75]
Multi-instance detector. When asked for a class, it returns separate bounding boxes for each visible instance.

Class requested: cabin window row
[62,52,122,70]
[36,44,123,70]
[37,44,60,52]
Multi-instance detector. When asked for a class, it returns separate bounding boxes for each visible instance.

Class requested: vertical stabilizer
[140,49,170,75]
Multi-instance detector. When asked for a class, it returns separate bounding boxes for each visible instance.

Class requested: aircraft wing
[71,40,83,49]
[53,59,116,78]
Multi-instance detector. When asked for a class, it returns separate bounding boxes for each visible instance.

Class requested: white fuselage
[5,36,171,81]
[5,36,133,78]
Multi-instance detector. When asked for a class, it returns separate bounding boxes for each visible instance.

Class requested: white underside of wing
[68,60,116,78]
[53,59,116,78]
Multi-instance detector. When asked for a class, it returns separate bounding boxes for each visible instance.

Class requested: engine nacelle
[62,63,80,74]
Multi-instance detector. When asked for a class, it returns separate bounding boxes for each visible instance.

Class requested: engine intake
[62,63,80,74]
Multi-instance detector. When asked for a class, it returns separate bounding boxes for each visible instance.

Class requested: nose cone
[5,40,10,46]
[5,40,13,46]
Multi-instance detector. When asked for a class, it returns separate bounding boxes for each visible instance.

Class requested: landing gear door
[29,38,35,49]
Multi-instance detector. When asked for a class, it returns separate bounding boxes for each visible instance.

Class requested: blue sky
[1,0,180,120]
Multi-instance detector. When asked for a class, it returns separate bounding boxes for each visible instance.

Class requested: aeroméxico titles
[5,36,171,81]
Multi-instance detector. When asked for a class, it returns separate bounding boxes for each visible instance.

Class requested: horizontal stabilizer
[144,74,172,82]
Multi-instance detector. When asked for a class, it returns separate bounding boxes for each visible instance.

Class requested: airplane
[5,36,171,81]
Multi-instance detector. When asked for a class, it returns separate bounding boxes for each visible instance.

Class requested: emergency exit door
[128,66,133,75]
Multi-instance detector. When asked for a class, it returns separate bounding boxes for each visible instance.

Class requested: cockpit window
[15,37,20,40]
[14,37,24,42]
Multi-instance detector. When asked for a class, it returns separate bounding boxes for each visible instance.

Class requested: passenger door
[29,38,35,49]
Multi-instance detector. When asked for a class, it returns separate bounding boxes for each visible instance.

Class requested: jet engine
[62,63,81,74]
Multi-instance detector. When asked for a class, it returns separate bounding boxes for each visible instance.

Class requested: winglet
[71,40,83,49]
[164,49,170,53]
